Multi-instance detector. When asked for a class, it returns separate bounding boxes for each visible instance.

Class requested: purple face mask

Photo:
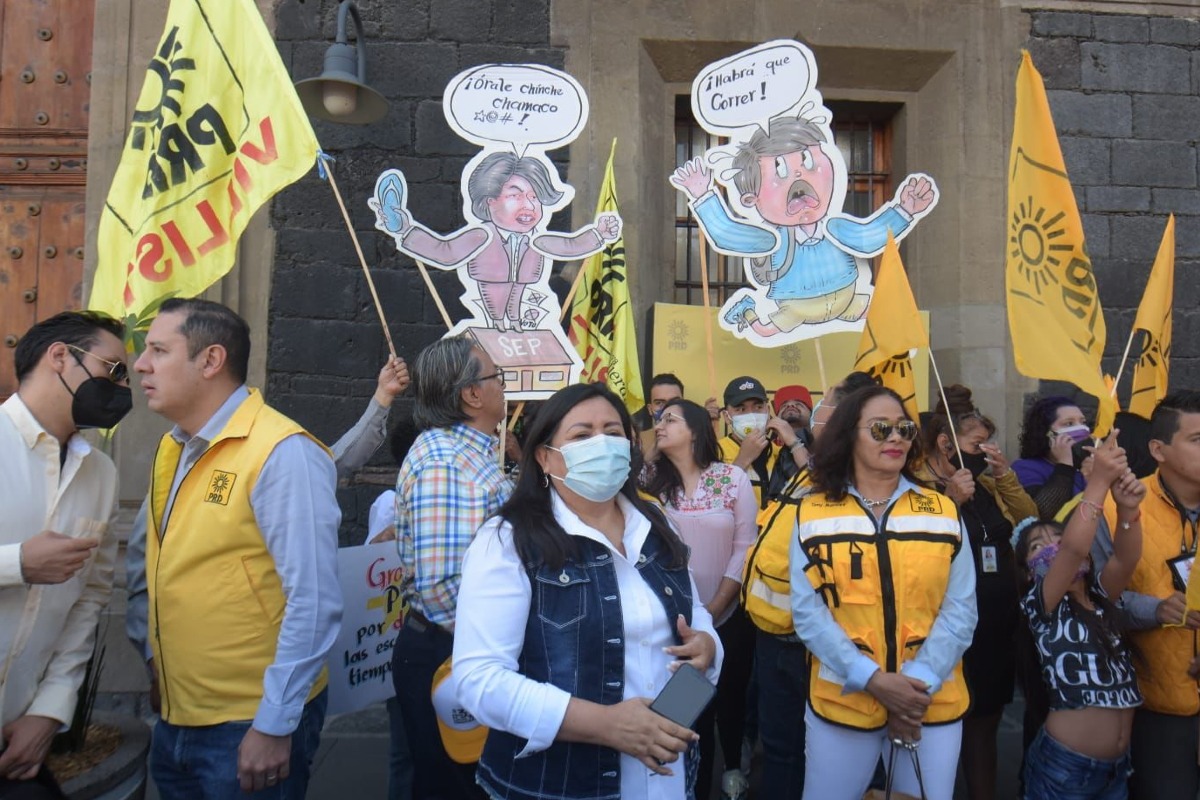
[1051,424,1091,445]
[1027,541,1090,583]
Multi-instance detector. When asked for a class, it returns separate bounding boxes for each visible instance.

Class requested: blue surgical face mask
[546,434,631,503]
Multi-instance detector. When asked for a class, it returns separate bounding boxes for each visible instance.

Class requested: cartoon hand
[596,213,623,242]
[669,157,713,201]
[898,175,936,217]
[369,172,411,235]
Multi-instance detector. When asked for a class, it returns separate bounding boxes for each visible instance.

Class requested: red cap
[773,385,813,413]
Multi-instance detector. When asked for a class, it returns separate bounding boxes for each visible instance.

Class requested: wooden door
[0,0,93,398]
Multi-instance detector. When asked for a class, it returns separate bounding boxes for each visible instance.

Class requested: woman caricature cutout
[370,64,621,399]
[670,40,938,348]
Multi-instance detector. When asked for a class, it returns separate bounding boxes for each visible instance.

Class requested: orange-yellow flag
[567,140,644,413]
[1128,215,1175,418]
[89,0,319,329]
[853,232,925,420]
[1006,50,1114,436]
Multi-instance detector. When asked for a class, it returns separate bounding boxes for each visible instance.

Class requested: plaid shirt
[396,423,512,629]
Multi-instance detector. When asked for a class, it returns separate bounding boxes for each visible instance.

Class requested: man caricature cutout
[670,40,938,347]
[370,64,621,398]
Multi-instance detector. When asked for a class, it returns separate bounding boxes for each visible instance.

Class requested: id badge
[981,545,998,574]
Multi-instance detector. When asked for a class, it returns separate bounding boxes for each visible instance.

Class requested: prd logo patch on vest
[205,470,237,505]
[908,493,943,515]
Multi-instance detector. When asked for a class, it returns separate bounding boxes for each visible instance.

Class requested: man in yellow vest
[1103,390,1200,800]
[717,376,781,508]
[0,311,130,796]
[134,299,343,798]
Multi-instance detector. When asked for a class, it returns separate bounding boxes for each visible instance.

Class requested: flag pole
[416,261,454,330]
[813,337,828,391]
[927,349,962,461]
[322,163,399,357]
[697,231,718,400]
[1110,327,1139,397]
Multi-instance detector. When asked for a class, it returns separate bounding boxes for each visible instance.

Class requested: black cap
[724,376,768,408]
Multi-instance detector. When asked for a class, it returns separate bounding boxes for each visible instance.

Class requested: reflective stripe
[748,578,792,613]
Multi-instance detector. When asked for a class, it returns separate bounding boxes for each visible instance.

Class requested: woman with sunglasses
[918,385,1037,800]
[789,385,977,800]
[642,398,757,800]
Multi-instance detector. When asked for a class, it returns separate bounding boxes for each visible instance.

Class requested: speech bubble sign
[444,63,589,153]
[691,40,815,136]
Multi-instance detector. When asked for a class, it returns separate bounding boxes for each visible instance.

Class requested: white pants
[801,705,962,800]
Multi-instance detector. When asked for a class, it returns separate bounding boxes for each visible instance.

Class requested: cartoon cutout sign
[670,40,939,347]
[370,64,621,398]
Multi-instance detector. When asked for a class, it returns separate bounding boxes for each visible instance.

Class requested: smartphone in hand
[649,663,716,729]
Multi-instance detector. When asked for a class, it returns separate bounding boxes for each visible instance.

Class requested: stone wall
[1027,10,1200,406]
[268,0,564,543]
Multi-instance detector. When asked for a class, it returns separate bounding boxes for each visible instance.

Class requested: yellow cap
[430,657,488,764]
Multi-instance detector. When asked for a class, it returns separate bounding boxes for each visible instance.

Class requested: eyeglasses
[478,370,506,388]
[655,412,685,426]
[66,344,129,384]
[861,420,918,442]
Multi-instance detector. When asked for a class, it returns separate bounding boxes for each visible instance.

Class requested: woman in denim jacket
[454,383,722,800]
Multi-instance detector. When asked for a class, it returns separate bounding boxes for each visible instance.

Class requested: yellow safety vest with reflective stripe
[798,487,970,730]
[742,471,810,634]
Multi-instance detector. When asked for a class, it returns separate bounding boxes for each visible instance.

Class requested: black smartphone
[649,663,716,729]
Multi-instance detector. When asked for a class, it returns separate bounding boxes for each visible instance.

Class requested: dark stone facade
[268,0,564,543]
[1027,11,1200,418]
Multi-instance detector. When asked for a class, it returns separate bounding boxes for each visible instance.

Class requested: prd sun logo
[1009,194,1075,298]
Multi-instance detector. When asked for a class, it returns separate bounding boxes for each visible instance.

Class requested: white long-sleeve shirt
[0,395,119,741]
[454,492,722,800]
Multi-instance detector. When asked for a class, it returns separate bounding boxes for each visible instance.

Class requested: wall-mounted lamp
[294,0,388,124]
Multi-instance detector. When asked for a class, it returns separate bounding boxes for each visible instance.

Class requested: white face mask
[546,434,631,503]
[730,412,768,438]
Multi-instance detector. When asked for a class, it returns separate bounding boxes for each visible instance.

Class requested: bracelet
[1078,499,1103,522]
[1119,510,1142,530]
[790,440,806,452]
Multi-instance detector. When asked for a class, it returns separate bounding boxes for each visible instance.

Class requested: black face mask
[61,375,133,430]
[952,449,989,479]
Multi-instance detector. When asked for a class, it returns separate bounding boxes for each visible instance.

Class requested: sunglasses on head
[862,420,918,442]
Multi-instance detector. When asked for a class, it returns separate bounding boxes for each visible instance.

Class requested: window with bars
[673,97,900,305]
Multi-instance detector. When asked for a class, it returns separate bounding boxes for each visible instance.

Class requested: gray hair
[731,116,827,198]
[468,152,564,220]
[411,335,485,431]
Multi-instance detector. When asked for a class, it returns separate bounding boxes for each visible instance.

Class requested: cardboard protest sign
[370,64,620,399]
[670,40,939,348]
[326,543,406,716]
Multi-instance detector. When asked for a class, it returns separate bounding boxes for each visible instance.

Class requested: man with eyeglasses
[390,335,511,800]
[0,311,130,797]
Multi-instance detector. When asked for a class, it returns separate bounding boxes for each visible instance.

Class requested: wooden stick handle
[697,230,717,399]
[415,261,454,331]
[928,350,962,462]
[1111,325,1138,398]
[324,164,397,358]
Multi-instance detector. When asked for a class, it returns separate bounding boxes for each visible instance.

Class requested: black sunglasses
[66,344,129,384]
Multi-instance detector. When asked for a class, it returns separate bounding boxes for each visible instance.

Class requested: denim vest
[477,528,695,800]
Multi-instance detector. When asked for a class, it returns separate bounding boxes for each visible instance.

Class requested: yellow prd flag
[89,0,319,326]
[1128,214,1175,418]
[853,232,925,420]
[567,140,644,413]
[1006,50,1114,436]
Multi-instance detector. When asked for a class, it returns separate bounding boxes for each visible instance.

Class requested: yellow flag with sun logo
[89,0,319,328]
[1128,215,1174,418]
[1006,50,1113,436]
[853,232,925,420]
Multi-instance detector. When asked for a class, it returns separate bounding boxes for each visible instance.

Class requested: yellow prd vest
[742,470,810,634]
[797,487,970,730]
[146,390,330,726]
[1119,474,1200,716]
[718,435,778,508]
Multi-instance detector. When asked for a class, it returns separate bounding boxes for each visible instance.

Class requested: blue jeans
[1023,727,1132,800]
[387,695,414,800]
[150,690,327,800]
[755,630,807,800]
